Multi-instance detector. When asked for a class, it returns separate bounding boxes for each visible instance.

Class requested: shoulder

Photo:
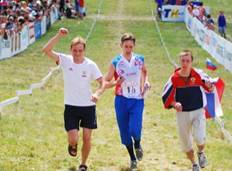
[111,54,122,67]
[85,57,95,64]
[84,57,98,67]
[58,53,72,63]
[133,53,144,62]
[171,68,180,82]
[58,52,71,58]
[193,68,204,76]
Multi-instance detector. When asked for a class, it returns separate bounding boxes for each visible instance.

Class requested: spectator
[192,6,200,18]
[0,0,56,40]
[59,0,65,16]
[187,1,194,14]
[176,0,182,5]
[156,0,163,19]
[65,1,75,19]
[198,2,206,21]
[205,14,215,30]
[74,0,79,17]
[79,0,86,17]
[218,11,227,38]
[168,0,176,5]
[74,0,85,18]
[181,0,188,5]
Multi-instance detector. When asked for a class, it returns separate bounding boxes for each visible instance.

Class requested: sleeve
[139,55,145,64]
[162,76,176,109]
[111,56,119,69]
[54,52,69,68]
[91,62,103,80]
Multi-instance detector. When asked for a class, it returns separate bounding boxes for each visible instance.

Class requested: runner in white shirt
[42,28,104,171]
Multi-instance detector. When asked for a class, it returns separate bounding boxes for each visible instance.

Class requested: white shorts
[176,108,206,152]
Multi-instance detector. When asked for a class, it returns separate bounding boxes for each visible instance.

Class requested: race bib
[122,81,140,98]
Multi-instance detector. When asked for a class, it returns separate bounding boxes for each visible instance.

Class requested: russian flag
[206,58,217,71]
[205,78,225,119]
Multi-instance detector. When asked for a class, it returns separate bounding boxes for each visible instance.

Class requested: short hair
[70,37,86,49]
[179,49,194,61]
[121,33,136,44]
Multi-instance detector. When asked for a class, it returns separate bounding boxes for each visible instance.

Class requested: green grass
[0,0,232,170]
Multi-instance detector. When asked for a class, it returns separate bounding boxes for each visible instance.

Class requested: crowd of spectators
[0,0,87,42]
[59,0,86,19]
[0,0,56,39]
[187,1,227,39]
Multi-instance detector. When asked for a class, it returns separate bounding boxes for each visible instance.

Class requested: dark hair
[121,33,136,44]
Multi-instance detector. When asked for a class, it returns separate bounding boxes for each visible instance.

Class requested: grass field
[0,0,232,170]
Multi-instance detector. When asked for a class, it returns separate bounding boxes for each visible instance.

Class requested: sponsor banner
[34,21,42,40]
[185,9,232,72]
[161,5,186,22]
[0,35,12,60]
[20,25,29,51]
[28,22,36,44]
[50,7,59,25]
[41,16,47,35]
[11,32,21,56]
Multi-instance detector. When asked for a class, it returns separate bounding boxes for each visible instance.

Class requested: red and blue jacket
[162,68,211,112]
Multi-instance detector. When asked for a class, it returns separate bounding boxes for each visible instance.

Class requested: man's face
[180,54,192,70]
[71,43,85,59]
[121,40,135,56]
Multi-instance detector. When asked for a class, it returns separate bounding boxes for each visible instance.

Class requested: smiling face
[71,43,85,59]
[70,37,86,60]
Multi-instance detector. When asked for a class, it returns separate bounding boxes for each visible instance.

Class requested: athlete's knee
[68,136,77,146]
[194,134,205,146]
[68,129,78,145]
[83,130,92,145]
[129,125,142,139]
[83,135,91,145]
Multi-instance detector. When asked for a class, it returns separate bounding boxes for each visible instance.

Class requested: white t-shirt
[58,53,102,106]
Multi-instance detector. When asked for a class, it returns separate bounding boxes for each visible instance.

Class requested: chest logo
[190,77,196,83]
[81,71,87,77]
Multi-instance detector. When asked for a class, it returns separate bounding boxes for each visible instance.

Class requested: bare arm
[91,77,104,103]
[42,28,69,63]
[104,64,125,89]
[141,64,151,95]
[142,64,149,84]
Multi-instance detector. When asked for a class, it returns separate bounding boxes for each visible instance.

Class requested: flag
[205,78,225,119]
[206,58,217,71]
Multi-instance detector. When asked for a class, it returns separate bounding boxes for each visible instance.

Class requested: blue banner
[34,21,42,40]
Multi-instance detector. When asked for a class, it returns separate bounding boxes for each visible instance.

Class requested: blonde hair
[121,33,136,44]
[70,37,86,49]
[179,49,193,61]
